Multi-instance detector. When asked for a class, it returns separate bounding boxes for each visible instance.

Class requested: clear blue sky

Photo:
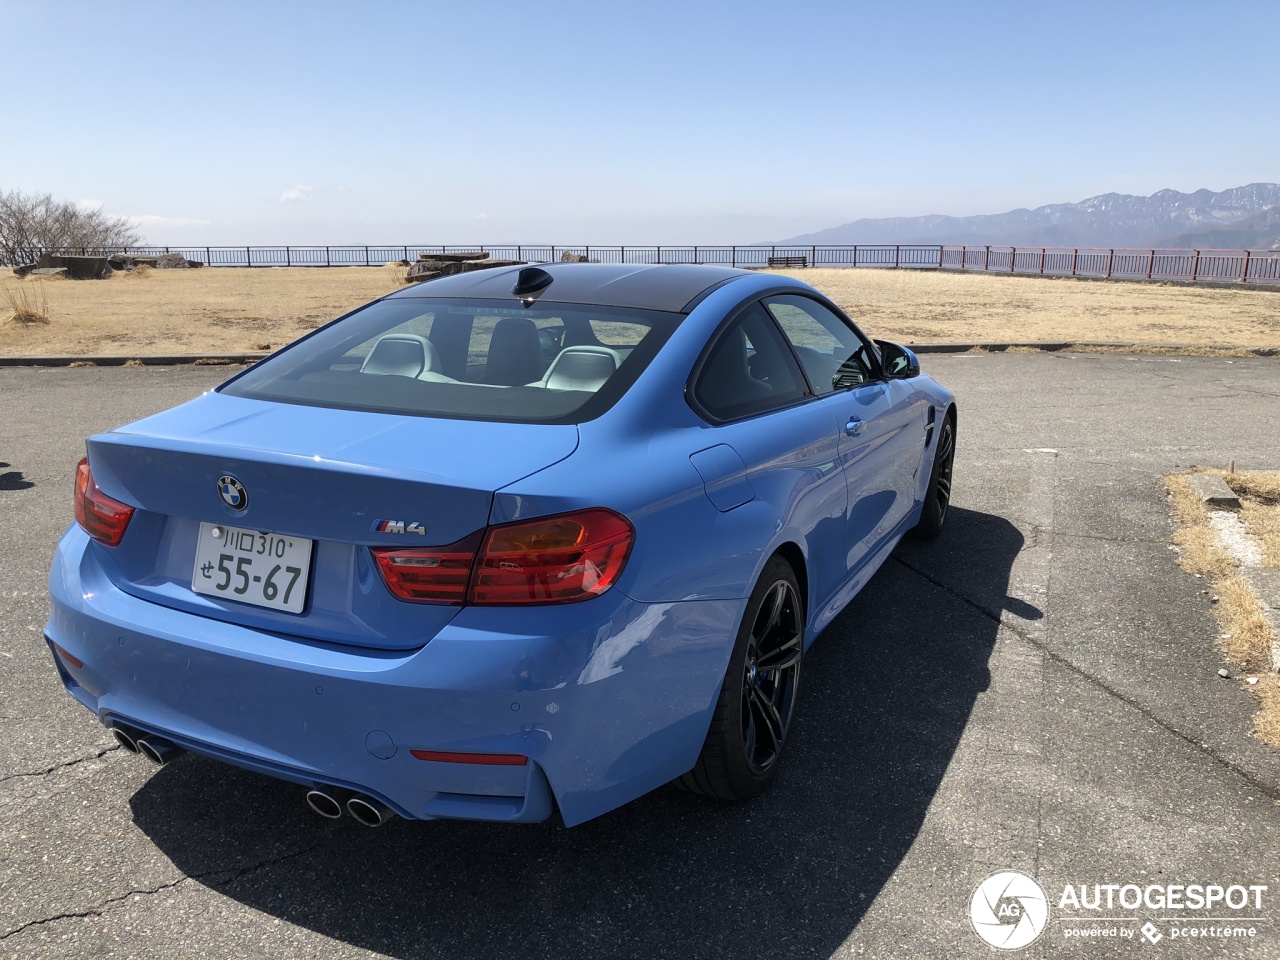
[2,0,1275,244]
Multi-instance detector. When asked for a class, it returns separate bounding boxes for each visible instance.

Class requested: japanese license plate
[191,522,312,614]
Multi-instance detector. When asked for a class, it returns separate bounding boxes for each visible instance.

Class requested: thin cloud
[129,214,212,227]
[280,184,313,202]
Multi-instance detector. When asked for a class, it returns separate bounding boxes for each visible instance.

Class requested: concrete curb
[0,354,268,367]
[0,342,1276,367]
[908,341,1280,356]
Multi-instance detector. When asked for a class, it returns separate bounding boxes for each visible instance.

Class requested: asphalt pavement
[2,354,1280,959]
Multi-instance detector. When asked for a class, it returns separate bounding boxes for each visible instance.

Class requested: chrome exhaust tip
[305,789,345,819]
[110,727,140,754]
[346,795,394,828]
[136,737,184,766]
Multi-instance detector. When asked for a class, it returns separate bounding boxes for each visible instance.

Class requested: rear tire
[680,556,804,800]
[913,411,955,540]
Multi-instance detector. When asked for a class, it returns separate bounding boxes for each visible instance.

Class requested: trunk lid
[86,392,578,650]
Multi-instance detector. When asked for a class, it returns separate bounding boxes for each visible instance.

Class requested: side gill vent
[924,406,937,448]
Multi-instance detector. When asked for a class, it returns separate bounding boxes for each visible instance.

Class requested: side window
[693,304,807,421]
[764,295,877,394]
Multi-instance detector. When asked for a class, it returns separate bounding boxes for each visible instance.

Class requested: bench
[766,255,809,268]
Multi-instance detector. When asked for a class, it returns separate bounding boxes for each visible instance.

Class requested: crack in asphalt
[0,745,120,786]
[1052,529,1171,547]
[889,553,1280,804]
[0,847,317,942]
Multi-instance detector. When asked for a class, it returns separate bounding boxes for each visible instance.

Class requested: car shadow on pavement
[128,506,1024,960]
[0,462,35,491]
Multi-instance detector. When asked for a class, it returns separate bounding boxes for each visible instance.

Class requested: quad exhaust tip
[136,736,184,766]
[111,726,185,766]
[347,795,393,828]
[305,789,345,819]
[304,789,393,826]
[111,726,140,754]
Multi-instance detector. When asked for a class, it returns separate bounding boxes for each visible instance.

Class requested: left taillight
[371,508,635,606]
[371,533,482,605]
[74,457,134,547]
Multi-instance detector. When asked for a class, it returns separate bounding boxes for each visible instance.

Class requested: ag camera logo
[970,871,1050,950]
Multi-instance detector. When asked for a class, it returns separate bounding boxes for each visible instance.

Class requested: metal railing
[25,243,1280,284]
[941,245,1280,284]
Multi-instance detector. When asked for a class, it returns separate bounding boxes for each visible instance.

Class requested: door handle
[845,418,864,438]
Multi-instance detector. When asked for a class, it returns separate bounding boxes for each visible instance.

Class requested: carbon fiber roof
[383,262,751,312]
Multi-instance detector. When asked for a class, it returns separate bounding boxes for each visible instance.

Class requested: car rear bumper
[46,527,742,826]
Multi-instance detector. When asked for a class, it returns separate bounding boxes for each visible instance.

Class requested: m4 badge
[373,520,426,535]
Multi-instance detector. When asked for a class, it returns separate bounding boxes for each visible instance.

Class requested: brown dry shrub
[3,281,50,324]
[1166,469,1280,748]
[1217,575,1275,671]
[1252,675,1280,748]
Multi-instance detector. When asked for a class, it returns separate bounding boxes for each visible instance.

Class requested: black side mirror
[875,340,920,379]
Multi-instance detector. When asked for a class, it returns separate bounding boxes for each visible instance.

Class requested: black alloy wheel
[740,577,803,776]
[914,412,955,539]
[681,556,804,799]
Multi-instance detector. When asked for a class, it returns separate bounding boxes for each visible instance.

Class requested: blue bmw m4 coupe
[46,263,956,827]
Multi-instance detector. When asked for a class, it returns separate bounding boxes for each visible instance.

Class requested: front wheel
[913,412,955,539]
[680,556,804,800]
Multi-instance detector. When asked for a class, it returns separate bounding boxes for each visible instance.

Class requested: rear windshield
[220,297,681,424]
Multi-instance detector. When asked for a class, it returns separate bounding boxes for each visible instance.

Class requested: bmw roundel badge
[217,475,248,511]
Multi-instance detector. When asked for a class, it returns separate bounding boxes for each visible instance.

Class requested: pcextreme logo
[970,870,1268,950]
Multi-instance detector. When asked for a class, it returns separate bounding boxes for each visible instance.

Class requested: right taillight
[471,508,634,605]
[371,508,634,607]
[74,457,134,547]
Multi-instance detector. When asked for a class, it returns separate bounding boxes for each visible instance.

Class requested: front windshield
[220,297,680,424]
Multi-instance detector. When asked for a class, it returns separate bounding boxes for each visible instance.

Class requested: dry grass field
[0,266,409,357]
[770,268,1280,349]
[2,264,1278,357]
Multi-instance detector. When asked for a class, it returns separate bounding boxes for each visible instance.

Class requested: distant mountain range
[781,183,1280,249]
